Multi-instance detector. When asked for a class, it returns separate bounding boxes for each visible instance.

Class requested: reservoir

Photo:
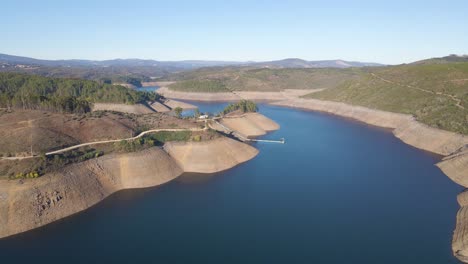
[0,103,463,263]
[135,85,160,92]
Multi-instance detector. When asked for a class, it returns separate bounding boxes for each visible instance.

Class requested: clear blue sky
[2,0,467,64]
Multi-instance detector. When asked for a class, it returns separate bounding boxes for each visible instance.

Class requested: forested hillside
[0,73,160,113]
[166,67,360,92]
[305,63,468,134]
[163,61,467,134]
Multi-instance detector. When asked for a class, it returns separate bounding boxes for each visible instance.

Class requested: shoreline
[271,102,448,158]
[156,87,314,102]
[158,89,467,184]
[163,90,468,263]
[158,89,468,262]
[0,137,260,239]
[269,99,468,154]
[2,90,466,261]
[270,98,467,184]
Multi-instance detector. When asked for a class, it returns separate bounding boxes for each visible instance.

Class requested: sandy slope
[157,87,313,102]
[0,137,259,239]
[155,88,467,186]
[150,101,171,112]
[272,98,467,156]
[157,87,241,101]
[164,137,259,173]
[163,99,198,110]
[437,148,468,187]
[0,148,181,239]
[270,98,468,263]
[219,113,280,138]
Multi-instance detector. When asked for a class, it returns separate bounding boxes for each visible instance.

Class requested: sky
[2,0,468,64]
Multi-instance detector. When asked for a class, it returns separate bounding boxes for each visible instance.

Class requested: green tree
[174,107,183,118]
[0,73,163,114]
[194,108,201,117]
[221,100,258,115]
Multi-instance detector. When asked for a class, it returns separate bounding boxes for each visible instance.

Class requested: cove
[0,104,463,263]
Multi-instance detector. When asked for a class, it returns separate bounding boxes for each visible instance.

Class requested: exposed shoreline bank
[271,99,467,156]
[159,89,468,262]
[0,137,259,239]
[159,89,467,181]
[157,87,314,102]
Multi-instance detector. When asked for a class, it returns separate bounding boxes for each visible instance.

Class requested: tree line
[222,100,258,115]
[0,73,162,113]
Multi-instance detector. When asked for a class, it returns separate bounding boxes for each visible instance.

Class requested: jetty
[210,120,285,144]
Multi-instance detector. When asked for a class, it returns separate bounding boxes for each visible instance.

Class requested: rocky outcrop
[164,137,259,173]
[219,113,280,138]
[437,148,468,187]
[0,137,260,239]
[452,190,468,263]
[92,103,155,114]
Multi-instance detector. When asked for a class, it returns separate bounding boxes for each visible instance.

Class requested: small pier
[211,121,285,144]
[249,138,285,144]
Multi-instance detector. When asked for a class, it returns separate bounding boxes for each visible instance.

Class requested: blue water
[135,86,159,92]
[181,100,230,117]
[0,104,463,263]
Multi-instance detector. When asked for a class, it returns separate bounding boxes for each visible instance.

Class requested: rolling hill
[304,62,468,134]
[165,67,362,92]
[249,58,383,68]
[0,53,383,87]
[162,58,468,134]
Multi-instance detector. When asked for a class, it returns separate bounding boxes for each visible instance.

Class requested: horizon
[1,1,468,262]
[1,52,391,64]
[4,51,468,66]
[2,0,468,64]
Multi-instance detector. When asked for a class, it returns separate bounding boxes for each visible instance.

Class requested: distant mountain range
[0,53,383,70]
[0,53,243,70]
[248,58,384,68]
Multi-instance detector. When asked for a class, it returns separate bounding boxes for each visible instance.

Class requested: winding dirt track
[370,73,465,109]
[1,127,205,160]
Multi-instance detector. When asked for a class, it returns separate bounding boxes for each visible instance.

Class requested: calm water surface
[135,86,159,92]
[0,103,463,263]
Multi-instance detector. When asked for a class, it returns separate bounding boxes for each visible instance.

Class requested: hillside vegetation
[0,73,160,113]
[222,100,258,115]
[170,79,230,93]
[166,67,360,92]
[0,109,218,179]
[305,63,468,134]
[412,54,468,65]
[165,62,467,134]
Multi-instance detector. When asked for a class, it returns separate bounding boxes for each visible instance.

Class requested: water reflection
[177,172,222,184]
